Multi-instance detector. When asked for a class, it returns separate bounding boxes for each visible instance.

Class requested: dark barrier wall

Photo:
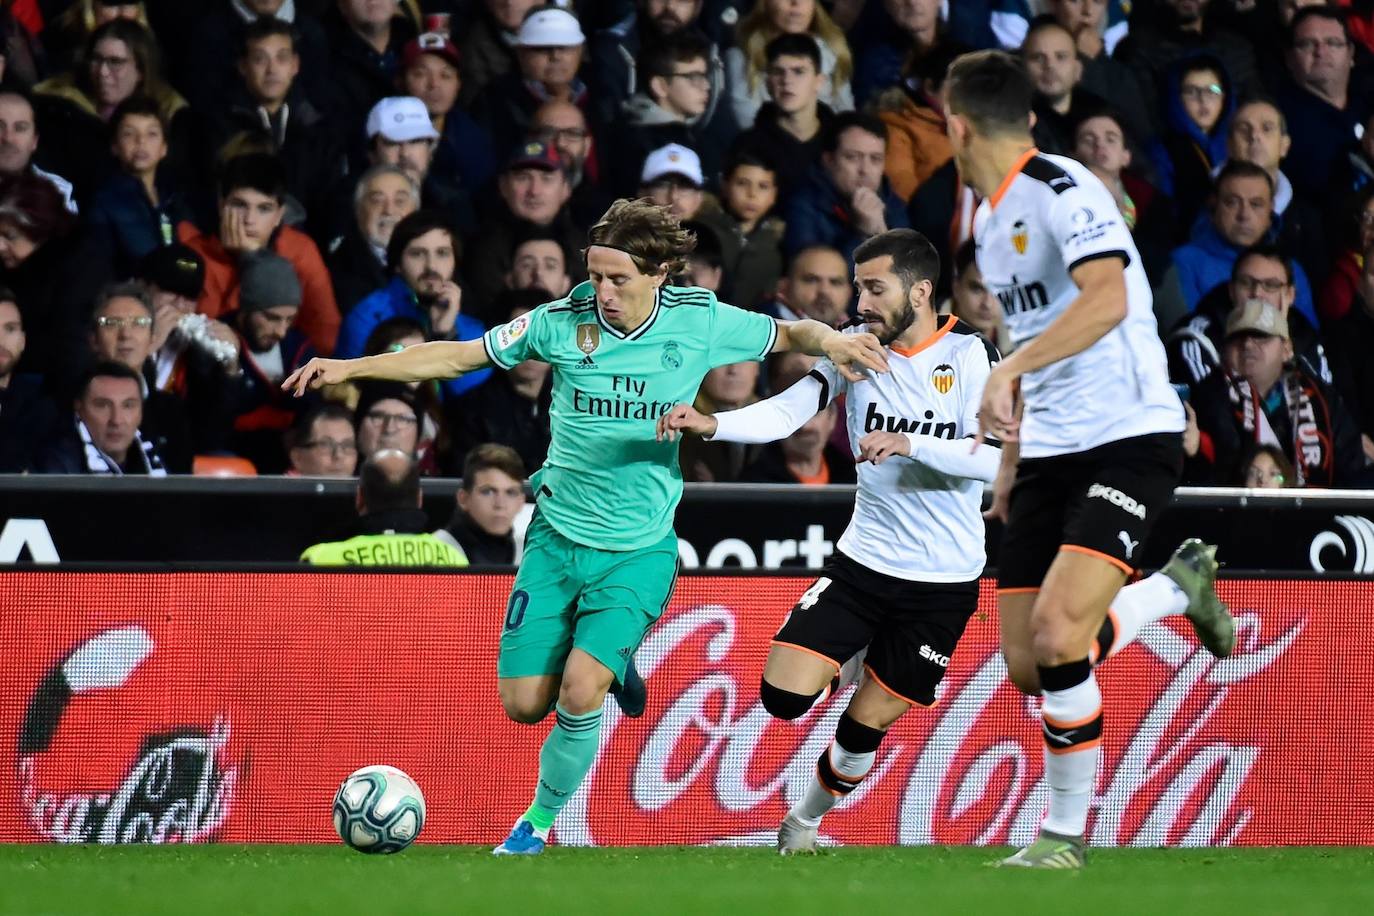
[2,572,1370,847]
[4,477,1374,573]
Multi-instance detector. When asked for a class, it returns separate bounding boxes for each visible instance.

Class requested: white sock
[790,740,875,827]
[1100,572,1188,661]
[1040,668,1102,838]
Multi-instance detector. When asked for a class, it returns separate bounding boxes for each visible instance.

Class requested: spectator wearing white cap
[476,5,590,161]
[639,143,706,222]
[361,96,474,235]
[605,30,736,198]
[323,0,418,134]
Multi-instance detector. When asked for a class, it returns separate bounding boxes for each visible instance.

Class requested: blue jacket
[86,170,191,276]
[433,109,497,203]
[783,167,910,263]
[1146,54,1235,201]
[1170,216,1317,327]
[336,276,492,399]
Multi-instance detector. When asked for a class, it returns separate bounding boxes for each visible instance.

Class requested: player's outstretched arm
[281,339,492,397]
[773,319,888,382]
[658,372,828,444]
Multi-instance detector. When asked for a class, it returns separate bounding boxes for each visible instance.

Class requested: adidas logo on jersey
[864,402,956,439]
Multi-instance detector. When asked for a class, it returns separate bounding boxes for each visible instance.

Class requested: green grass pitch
[4,845,1373,916]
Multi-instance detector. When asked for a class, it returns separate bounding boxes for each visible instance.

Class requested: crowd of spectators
[0,0,1373,489]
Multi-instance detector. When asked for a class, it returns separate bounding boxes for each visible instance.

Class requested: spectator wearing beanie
[336,210,492,399]
[216,250,317,473]
[177,153,340,354]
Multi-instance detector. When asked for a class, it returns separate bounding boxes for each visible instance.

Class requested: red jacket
[177,222,341,355]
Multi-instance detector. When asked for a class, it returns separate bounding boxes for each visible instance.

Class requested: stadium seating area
[0,0,1371,489]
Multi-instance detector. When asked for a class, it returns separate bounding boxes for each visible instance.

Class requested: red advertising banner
[1,573,1370,847]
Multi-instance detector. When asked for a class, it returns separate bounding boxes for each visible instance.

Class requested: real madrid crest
[932,363,955,394]
[576,323,600,355]
[1011,220,1029,256]
[661,340,682,370]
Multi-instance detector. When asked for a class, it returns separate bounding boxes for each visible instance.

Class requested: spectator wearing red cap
[461,139,586,326]
[475,5,591,162]
[401,31,497,202]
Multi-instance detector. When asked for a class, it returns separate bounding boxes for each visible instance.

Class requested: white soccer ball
[332,765,426,854]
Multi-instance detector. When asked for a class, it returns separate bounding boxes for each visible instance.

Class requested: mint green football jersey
[482,281,777,550]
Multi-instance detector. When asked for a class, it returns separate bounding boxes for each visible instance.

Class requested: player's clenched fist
[282,357,351,397]
[656,404,718,442]
[824,331,888,382]
[856,430,911,465]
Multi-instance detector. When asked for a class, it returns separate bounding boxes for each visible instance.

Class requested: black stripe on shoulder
[805,368,830,416]
[949,318,1002,365]
[1067,249,1131,273]
[662,286,713,307]
[1021,156,1077,194]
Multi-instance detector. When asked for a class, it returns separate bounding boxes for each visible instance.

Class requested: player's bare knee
[500,694,550,725]
[558,676,610,715]
[1005,661,1041,695]
[759,677,821,721]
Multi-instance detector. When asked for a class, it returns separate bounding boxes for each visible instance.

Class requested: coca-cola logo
[16,626,240,844]
[557,603,1304,848]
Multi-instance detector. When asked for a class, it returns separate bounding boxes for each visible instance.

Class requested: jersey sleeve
[1050,178,1137,275]
[482,305,554,370]
[707,299,778,368]
[710,362,845,444]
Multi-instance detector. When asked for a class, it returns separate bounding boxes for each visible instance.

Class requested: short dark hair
[109,95,165,137]
[364,316,427,356]
[386,210,459,274]
[0,285,18,309]
[93,280,153,322]
[462,442,527,489]
[287,402,355,450]
[1215,159,1275,197]
[78,360,143,400]
[242,16,297,55]
[682,219,723,269]
[1289,7,1352,48]
[1232,243,1295,286]
[822,111,887,154]
[359,451,421,514]
[1233,94,1288,134]
[219,152,288,203]
[0,171,76,246]
[495,286,554,318]
[1023,14,1073,48]
[853,229,941,295]
[765,33,820,70]
[1177,54,1229,101]
[723,141,779,179]
[639,29,711,96]
[945,49,1034,137]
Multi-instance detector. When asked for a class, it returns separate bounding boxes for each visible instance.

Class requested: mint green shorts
[497,511,679,682]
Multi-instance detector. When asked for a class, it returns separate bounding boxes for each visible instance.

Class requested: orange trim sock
[1097,572,1190,663]
[790,714,886,827]
[1038,659,1102,838]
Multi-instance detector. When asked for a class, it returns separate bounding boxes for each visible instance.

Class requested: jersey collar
[891,314,957,358]
[988,147,1040,210]
[596,287,662,341]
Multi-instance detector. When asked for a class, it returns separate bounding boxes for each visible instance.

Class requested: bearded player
[944,51,1237,868]
[283,199,888,856]
[660,228,1232,854]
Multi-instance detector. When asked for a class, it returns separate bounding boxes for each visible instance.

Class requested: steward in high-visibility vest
[300,447,469,567]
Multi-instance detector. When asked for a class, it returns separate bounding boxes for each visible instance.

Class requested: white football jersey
[973,151,1184,458]
[711,318,1000,582]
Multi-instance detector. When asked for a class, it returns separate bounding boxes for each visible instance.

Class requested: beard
[869,300,917,346]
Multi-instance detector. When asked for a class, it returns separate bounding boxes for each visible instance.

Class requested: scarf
[232,0,295,22]
[1226,366,1333,487]
[76,418,167,477]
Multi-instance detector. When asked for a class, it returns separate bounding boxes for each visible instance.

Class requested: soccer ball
[332,765,426,854]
